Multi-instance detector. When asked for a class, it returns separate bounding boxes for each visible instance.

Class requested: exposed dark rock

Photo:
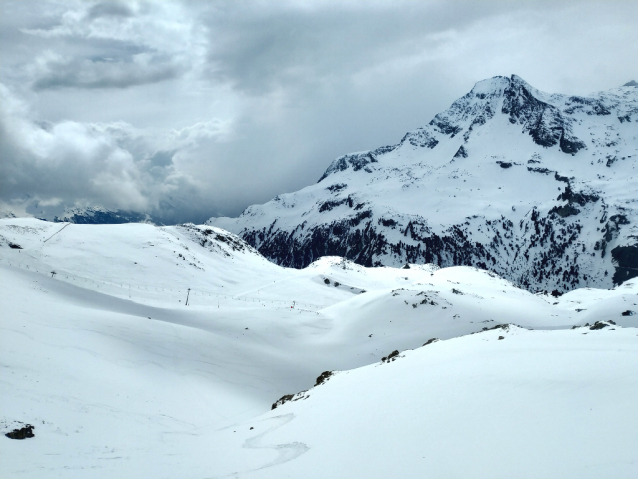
[501,77,586,154]
[319,196,354,213]
[381,350,400,363]
[326,183,348,193]
[549,204,580,218]
[557,186,599,207]
[565,96,611,116]
[379,218,398,227]
[482,324,510,332]
[318,151,381,182]
[429,118,462,137]
[314,371,333,387]
[271,394,295,410]
[5,425,34,440]
[559,129,586,154]
[611,245,638,285]
[589,321,610,330]
[401,129,439,148]
[454,146,468,159]
[527,167,552,174]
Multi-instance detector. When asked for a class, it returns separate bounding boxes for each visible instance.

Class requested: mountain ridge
[52,206,162,225]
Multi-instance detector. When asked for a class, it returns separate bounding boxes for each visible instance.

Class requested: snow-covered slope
[1,218,637,477]
[208,75,638,293]
[220,324,638,479]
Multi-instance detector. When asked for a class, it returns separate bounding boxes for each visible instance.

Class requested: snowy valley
[1,218,637,478]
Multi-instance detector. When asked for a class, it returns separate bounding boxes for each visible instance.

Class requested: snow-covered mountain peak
[468,75,511,95]
[316,74,637,183]
[208,75,638,293]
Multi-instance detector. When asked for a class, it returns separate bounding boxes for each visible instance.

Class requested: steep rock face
[209,75,638,292]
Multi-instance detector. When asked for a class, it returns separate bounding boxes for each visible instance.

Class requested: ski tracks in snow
[211,413,309,478]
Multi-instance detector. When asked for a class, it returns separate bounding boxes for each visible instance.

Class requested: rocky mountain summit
[209,75,638,292]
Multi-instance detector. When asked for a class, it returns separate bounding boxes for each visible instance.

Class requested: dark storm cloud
[0,0,636,223]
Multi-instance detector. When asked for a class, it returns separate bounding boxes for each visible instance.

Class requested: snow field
[1,218,636,478]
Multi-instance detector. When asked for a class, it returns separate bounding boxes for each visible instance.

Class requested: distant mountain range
[208,75,638,292]
[52,207,162,225]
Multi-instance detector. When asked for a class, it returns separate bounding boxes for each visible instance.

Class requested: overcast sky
[1,0,636,223]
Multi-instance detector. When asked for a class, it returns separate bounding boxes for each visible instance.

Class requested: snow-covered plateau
[208,75,638,293]
[1,218,637,478]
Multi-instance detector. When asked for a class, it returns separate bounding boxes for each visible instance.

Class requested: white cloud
[0,84,222,222]
[169,119,234,146]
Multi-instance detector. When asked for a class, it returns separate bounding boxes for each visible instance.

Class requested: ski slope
[1,218,637,478]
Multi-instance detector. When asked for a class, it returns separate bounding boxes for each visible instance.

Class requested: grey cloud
[0,85,213,224]
[15,1,197,90]
[148,150,176,168]
[87,1,135,19]
[202,1,545,95]
[31,52,185,90]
